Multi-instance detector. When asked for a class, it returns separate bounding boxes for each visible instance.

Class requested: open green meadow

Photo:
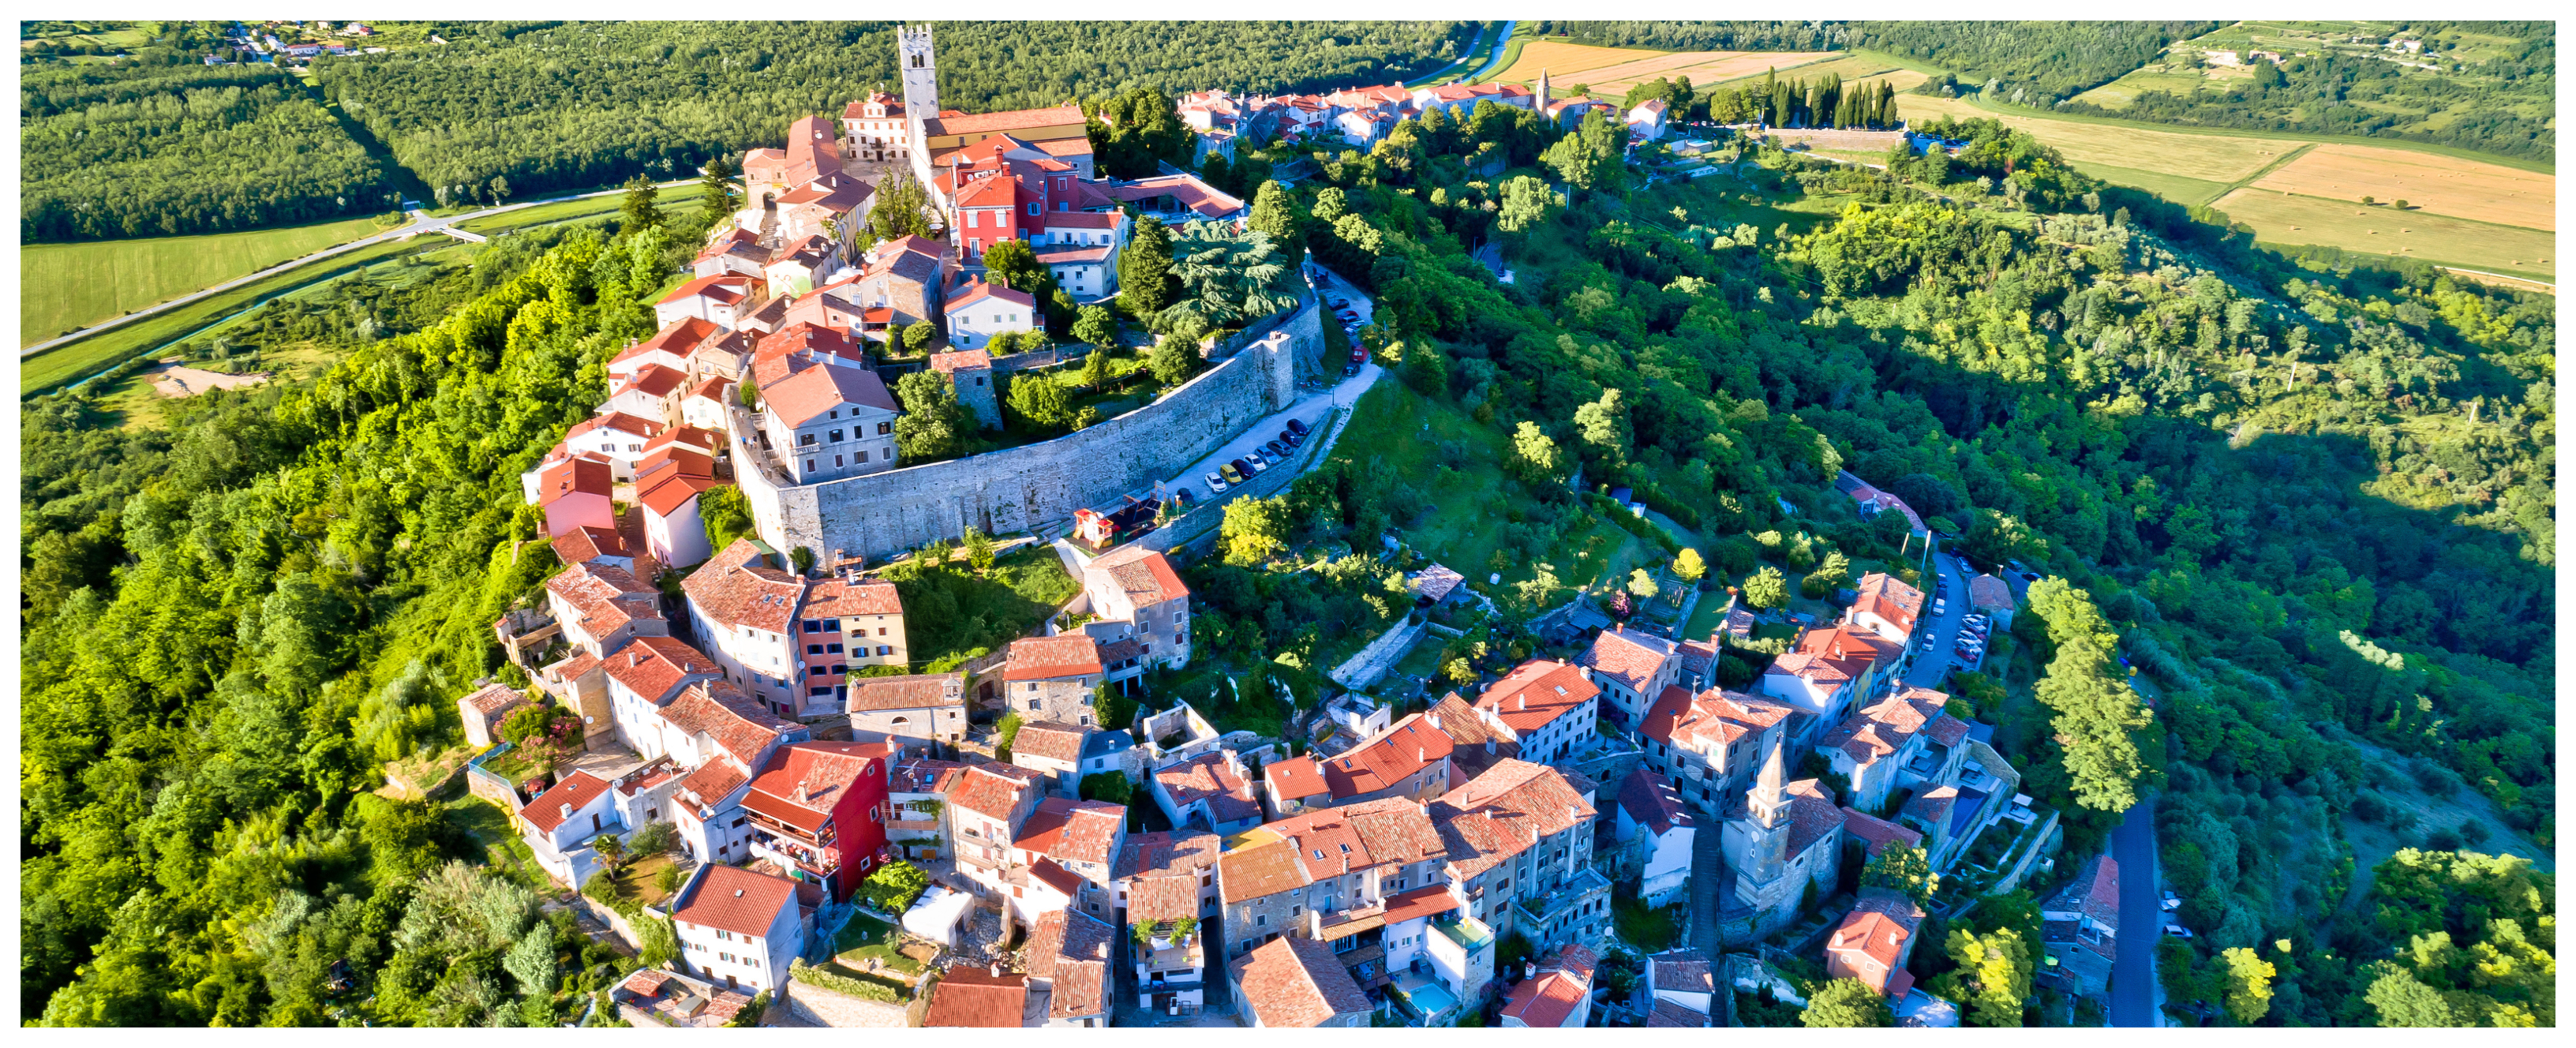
[21,215,397,346]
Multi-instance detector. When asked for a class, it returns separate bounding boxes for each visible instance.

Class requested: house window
[799,434,816,446]
[857,450,870,463]
[1028,203,1040,217]
[807,644,824,655]
[1028,699,1041,710]
[877,421,892,436]
[836,455,844,467]
[878,646,892,657]
[829,429,844,443]
[826,643,844,654]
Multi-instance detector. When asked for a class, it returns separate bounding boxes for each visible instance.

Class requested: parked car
[1330,298,1350,309]
[1245,453,1270,473]
[1287,417,1310,436]
[1351,347,1368,364]
[1219,463,1244,485]
[1342,363,1358,376]
[1170,487,1193,508]
[1264,440,1286,458]
[1281,429,1302,447]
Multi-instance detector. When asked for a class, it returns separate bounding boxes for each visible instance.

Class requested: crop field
[1698,53,1903,89]
[2211,189,2556,279]
[21,215,393,347]
[1582,51,1841,94]
[2248,144,2554,230]
[1484,39,1665,85]
[1897,93,2290,182]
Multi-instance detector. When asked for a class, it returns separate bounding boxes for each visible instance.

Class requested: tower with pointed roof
[1535,68,1551,110]
[1719,735,1847,937]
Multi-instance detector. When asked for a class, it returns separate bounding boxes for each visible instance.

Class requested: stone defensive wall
[743,301,1324,560]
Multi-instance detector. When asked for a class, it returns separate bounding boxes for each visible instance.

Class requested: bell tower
[898,24,940,188]
[1535,68,1552,110]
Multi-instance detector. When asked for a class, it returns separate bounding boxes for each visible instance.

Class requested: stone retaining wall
[779,975,910,1027]
[747,304,1320,561]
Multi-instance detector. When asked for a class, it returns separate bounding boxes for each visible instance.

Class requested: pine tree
[1248,180,1304,268]
[701,154,739,213]
[1118,216,1176,318]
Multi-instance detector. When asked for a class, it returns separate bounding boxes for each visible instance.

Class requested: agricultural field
[1699,53,1908,90]
[1482,38,1843,97]
[2208,189,2555,279]
[1899,92,2291,182]
[20,215,398,347]
[2076,20,2537,110]
[2248,144,2554,230]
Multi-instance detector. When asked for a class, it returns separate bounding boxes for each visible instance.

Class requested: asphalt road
[2110,795,2162,1027]
[1901,545,1969,689]
[21,178,692,359]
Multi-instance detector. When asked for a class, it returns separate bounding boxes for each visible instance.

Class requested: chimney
[1516,694,1526,713]
[1428,713,1441,732]
[990,963,1004,977]
[734,889,745,898]
[560,803,573,818]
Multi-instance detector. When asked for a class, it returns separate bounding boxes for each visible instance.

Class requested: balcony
[743,807,835,849]
[748,835,840,878]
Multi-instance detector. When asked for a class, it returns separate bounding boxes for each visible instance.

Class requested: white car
[1245,453,1270,473]
[1204,470,1227,493]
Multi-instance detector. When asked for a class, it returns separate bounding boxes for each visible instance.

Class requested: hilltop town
[448,28,2103,1030]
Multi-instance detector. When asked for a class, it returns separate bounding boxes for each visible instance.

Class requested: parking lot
[1158,268,1380,507]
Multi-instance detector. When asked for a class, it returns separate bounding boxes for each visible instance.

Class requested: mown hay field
[1586,51,1842,94]
[2211,189,2556,279]
[21,215,389,347]
[1485,39,1672,85]
[2249,144,2555,230]
[1896,93,2291,182]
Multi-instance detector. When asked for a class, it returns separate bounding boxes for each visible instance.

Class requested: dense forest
[1852,21,2222,104]
[21,25,401,241]
[1522,20,1839,52]
[1623,71,1903,130]
[17,30,2555,1031]
[2056,34,2558,162]
[310,21,1475,205]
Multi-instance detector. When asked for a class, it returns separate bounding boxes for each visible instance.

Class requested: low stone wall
[464,743,524,809]
[747,305,1320,560]
[779,975,911,1027]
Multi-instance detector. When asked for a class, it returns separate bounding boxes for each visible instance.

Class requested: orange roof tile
[1002,635,1103,681]
[674,863,799,938]
[523,770,612,833]
[1231,937,1371,1027]
[742,741,891,833]
[1473,659,1598,734]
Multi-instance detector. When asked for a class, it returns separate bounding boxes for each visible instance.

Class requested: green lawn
[460,184,704,235]
[889,545,1079,667]
[833,913,929,975]
[21,214,398,346]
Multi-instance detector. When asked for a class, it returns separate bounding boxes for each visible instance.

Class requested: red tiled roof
[618,364,690,400]
[890,757,969,795]
[1232,936,1372,1027]
[1222,798,1446,905]
[1925,713,1971,747]
[922,967,1027,1027]
[658,679,796,764]
[848,673,962,713]
[801,575,902,618]
[1114,829,1224,881]
[1154,752,1259,825]
[568,411,666,443]
[1320,713,1454,799]
[552,524,628,565]
[680,757,750,807]
[1819,687,1953,765]
[1827,888,1925,991]
[1848,572,1924,636]
[1105,174,1245,219]
[1772,625,1903,689]
[1025,908,1113,1018]
[1265,756,1328,801]
[674,863,799,938]
[1431,760,1595,879]
[945,278,1035,313]
[1003,635,1103,681]
[924,102,1087,137]
[1013,796,1125,866]
[683,540,805,634]
[930,349,994,374]
[949,764,1035,822]
[657,273,756,308]
[461,683,530,720]
[1641,685,1795,753]
[1649,948,1714,995]
[637,471,721,517]
[601,635,721,704]
[1648,999,1709,1027]
[1380,882,1462,925]
[759,358,898,428]
[546,560,663,640]
[1087,545,1190,607]
[538,456,612,506]
[1473,660,1598,735]
[523,770,612,833]
[1579,626,1677,694]
[1126,872,1200,923]
[1968,573,2016,610]
[742,741,891,833]
[1840,807,1926,858]
[1500,943,1597,1027]
[1010,721,1088,763]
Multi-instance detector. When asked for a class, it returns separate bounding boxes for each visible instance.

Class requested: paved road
[1687,808,1732,1026]
[1163,269,1380,503]
[1900,544,1968,689]
[21,178,692,359]
[2109,795,2162,1027]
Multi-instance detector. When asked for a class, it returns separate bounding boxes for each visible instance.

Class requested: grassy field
[1581,51,1840,95]
[2213,189,2557,279]
[21,214,398,346]
[459,183,702,234]
[2248,144,2554,230]
[1482,39,1668,86]
[1897,93,2292,182]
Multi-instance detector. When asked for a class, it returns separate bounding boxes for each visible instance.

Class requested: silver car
[1204,470,1228,493]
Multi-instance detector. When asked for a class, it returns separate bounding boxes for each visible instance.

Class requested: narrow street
[1686,814,1731,1025]
[2109,795,2162,1027]
[1900,543,1970,690]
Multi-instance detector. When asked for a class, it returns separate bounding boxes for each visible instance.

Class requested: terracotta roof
[1003,635,1103,681]
[1969,573,2016,611]
[1647,999,1710,1027]
[673,863,799,939]
[657,273,757,308]
[616,364,689,400]
[1126,872,1200,923]
[775,176,873,215]
[1380,881,1462,925]
[890,757,969,795]
[923,102,1087,138]
[1010,720,1088,763]
[847,673,964,713]
[2048,855,2121,927]
[552,524,628,565]
[759,357,898,428]
[601,635,721,704]
[1320,712,1453,799]
[568,411,666,443]
[1012,796,1125,866]
[742,741,891,833]
[1024,908,1113,1019]
[1265,756,1329,802]
[659,679,797,762]
[1676,635,1720,679]
[1086,544,1190,607]
[1819,688,1953,765]
[945,278,1036,313]
[1828,888,1925,982]
[461,683,530,720]
[922,967,1027,1027]
[1848,572,1924,635]
[1840,807,1926,858]
[1641,685,1796,753]
[1430,760,1595,879]
[949,764,1035,822]
[1106,174,1246,219]
[930,348,993,374]
[1649,948,1714,995]
[1473,660,1598,735]
[678,545,784,625]
[523,770,612,833]
[1772,780,1848,859]
[1500,943,1597,1027]
[1232,936,1372,1027]
[638,471,721,517]
[547,561,664,642]
[538,455,613,505]
[647,425,723,456]
[842,92,903,120]
[1154,751,1259,825]
[1579,626,1677,694]
[1034,245,1110,264]
[1113,829,1225,881]
[1617,769,1693,836]
[680,757,751,807]
[1410,563,1466,601]
[1771,626,1902,689]
[802,575,903,618]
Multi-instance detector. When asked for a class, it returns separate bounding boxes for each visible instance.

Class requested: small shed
[902,884,975,949]
[459,683,532,747]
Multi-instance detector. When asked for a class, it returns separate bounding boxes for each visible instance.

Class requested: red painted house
[739,741,896,901]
